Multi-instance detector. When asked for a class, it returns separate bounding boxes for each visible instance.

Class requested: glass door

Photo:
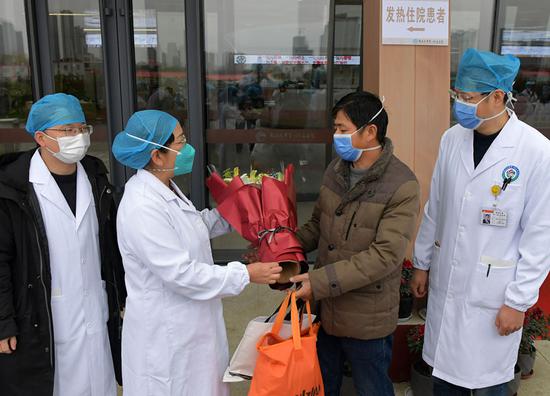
[0,1,34,156]
[494,0,550,138]
[204,0,332,258]
[47,0,111,169]
[29,1,191,188]
[131,0,190,193]
[333,0,363,103]
[203,0,362,260]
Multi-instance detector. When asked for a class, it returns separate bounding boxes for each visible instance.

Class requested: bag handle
[304,298,314,336]
[290,292,302,350]
[264,296,305,323]
[270,292,313,349]
[270,291,292,335]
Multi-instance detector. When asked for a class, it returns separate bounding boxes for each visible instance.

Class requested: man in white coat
[0,93,125,395]
[112,110,282,396]
[412,48,550,395]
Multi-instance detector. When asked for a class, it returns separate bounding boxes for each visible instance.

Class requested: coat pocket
[468,256,516,310]
[50,295,73,343]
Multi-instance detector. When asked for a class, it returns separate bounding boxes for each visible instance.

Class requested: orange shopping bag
[248,291,324,396]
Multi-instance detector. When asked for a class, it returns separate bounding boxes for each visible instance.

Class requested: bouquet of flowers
[206,164,306,289]
[220,167,284,185]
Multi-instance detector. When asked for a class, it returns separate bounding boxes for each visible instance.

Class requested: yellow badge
[491,184,502,198]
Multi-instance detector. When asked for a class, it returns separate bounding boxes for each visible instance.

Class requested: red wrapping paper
[206,165,306,267]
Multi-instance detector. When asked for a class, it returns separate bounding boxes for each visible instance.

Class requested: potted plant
[407,324,433,396]
[399,258,414,321]
[517,307,550,379]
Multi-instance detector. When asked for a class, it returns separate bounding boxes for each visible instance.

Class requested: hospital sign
[382,0,449,46]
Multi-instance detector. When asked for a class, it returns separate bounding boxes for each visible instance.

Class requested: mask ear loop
[353,96,386,153]
[367,96,386,124]
[506,81,517,110]
[125,133,181,173]
[126,133,180,155]
[506,91,517,110]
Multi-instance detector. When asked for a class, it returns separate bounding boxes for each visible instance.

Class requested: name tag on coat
[480,208,507,227]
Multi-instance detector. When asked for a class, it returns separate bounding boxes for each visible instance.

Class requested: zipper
[98,185,107,216]
[103,186,124,338]
[95,181,121,335]
[25,191,54,367]
[345,211,357,240]
[90,176,103,216]
[112,266,123,339]
[32,221,53,366]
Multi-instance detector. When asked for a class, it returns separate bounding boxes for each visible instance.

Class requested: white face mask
[43,133,91,164]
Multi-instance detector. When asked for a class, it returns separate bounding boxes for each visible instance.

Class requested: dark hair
[157,133,175,153]
[332,91,388,142]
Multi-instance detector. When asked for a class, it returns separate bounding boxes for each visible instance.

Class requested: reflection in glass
[333,1,363,103]
[0,0,35,155]
[204,0,331,200]
[202,0,363,259]
[450,0,496,87]
[132,1,190,193]
[204,0,335,257]
[494,0,550,138]
[48,0,110,168]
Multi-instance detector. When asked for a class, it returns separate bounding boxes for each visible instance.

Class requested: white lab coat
[414,113,550,389]
[116,169,250,396]
[30,150,116,395]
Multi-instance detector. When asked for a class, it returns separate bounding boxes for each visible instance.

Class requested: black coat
[0,149,126,395]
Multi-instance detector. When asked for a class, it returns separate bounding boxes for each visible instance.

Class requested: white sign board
[382,0,449,46]
[233,55,361,66]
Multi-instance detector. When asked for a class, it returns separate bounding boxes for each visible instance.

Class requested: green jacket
[297,138,420,340]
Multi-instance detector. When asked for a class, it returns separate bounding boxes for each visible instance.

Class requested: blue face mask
[333,129,382,162]
[452,91,508,129]
[333,98,385,162]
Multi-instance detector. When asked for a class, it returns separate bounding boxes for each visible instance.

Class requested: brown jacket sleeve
[296,198,322,254]
[309,180,420,300]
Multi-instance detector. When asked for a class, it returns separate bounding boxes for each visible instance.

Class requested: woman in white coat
[411,48,550,395]
[111,110,281,396]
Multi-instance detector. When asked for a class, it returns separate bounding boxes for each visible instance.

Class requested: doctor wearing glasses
[112,110,281,396]
[0,93,124,396]
[412,48,550,395]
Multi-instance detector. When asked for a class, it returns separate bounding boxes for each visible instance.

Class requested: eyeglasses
[448,90,489,103]
[173,135,187,146]
[46,124,94,137]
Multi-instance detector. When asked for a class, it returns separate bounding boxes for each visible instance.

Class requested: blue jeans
[433,376,508,396]
[317,327,394,396]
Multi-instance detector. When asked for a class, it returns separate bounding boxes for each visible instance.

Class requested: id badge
[480,208,508,227]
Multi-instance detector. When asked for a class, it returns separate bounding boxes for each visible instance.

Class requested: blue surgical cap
[112,110,178,170]
[455,48,520,93]
[25,93,86,135]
